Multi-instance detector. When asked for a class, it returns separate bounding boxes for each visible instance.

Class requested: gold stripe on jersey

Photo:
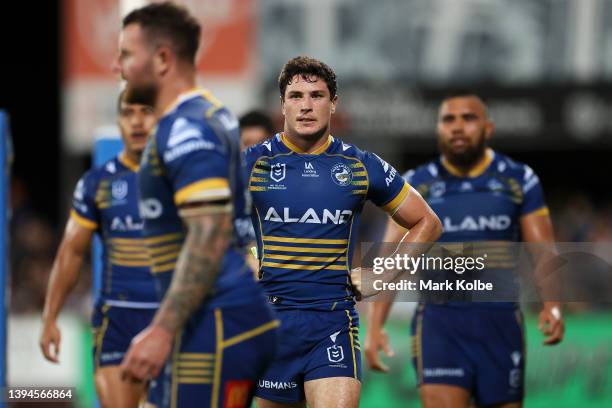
[382,182,411,214]
[265,245,346,254]
[70,210,97,230]
[261,262,346,271]
[174,178,230,205]
[143,232,184,274]
[263,235,347,245]
[265,254,347,263]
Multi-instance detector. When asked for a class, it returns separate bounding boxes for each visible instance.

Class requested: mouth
[130,131,148,143]
[450,137,469,149]
[297,117,316,124]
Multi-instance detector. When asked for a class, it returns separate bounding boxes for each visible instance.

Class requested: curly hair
[278,56,337,100]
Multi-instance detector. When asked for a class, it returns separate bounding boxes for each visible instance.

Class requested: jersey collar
[119,152,140,172]
[441,148,495,178]
[280,133,333,155]
[161,87,206,117]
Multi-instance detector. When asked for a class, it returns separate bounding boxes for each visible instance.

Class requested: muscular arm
[365,188,442,371]
[154,207,233,334]
[40,218,93,362]
[521,211,564,345]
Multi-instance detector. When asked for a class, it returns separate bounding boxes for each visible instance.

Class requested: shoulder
[403,159,440,185]
[491,151,539,184]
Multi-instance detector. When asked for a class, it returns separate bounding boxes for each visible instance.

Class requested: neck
[283,127,330,154]
[155,69,197,116]
[121,150,142,171]
[442,148,493,177]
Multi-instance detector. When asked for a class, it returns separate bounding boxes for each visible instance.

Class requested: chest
[250,156,365,219]
[419,176,523,238]
[96,174,143,234]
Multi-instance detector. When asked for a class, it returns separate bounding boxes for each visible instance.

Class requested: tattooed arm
[155,209,233,333]
[120,207,233,382]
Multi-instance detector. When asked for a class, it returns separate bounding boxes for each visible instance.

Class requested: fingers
[120,347,161,383]
[365,349,389,373]
[382,340,395,358]
[543,319,564,345]
[39,332,60,363]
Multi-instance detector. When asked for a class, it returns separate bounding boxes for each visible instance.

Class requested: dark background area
[0,1,60,222]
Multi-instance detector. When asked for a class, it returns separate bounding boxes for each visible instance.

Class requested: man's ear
[280,96,286,116]
[153,46,173,77]
[331,95,338,114]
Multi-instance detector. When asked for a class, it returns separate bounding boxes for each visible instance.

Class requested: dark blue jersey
[138,89,261,310]
[71,154,158,307]
[406,149,548,305]
[245,133,410,311]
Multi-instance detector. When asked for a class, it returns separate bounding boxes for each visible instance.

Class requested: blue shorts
[91,302,156,367]
[255,308,361,404]
[149,300,279,408]
[411,304,525,406]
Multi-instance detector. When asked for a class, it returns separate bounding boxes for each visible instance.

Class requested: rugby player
[246,56,442,408]
[40,91,157,408]
[366,90,565,408]
[240,110,274,150]
[114,3,278,407]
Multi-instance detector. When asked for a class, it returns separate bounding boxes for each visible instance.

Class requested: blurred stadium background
[1,0,612,407]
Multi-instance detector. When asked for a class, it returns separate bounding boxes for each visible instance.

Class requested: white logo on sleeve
[168,118,202,147]
[511,351,521,366]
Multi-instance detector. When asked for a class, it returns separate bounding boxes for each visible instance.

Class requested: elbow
[429,212,443,242]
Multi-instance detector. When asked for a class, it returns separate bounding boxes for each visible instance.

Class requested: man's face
[437,96,493,167]
[114,23,158,107]
[241,126,270,150]
[118,101,156,155]
[281,75,337,140]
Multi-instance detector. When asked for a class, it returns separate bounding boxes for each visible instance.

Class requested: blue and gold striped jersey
[245,133,410,310]
[406,149,548,305]
[138,89,262,310]
[71,154,158,307]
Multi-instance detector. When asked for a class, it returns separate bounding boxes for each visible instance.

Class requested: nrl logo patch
[270,163,286,182]
[112,180,128,200]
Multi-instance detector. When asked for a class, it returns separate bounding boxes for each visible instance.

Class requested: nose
[111,55,122,76]
[300,95,313,111]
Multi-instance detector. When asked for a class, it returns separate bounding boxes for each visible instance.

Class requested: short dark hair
[443,88,486,104]
[239,110,274,135]
[123,2,201,64]
[278,56,337,100]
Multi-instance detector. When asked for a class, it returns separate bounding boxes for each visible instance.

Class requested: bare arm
[121,206,233,381]
[521,210,564,345]
[365,187,442,371]
[40,218,94,362]
[154,209,233,333]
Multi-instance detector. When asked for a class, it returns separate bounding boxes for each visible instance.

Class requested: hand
[538,303,564,345]
[351,267,378,300]
[364,327,394,372]
[120,324,174,382]
[39,321,61,363]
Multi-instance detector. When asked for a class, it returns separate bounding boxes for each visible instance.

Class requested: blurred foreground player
[366,91,565,408]
[115,3,278,407]
[240,110,274,150]
[246,56,441,408]
[40,92,157,408]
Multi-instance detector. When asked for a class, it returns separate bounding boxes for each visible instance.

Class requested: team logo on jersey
[112,180,128,201]
[488,179,504,191]
[331,163,352,186]
[270,163,286,182]
[443,215,511,232]
[430,181,446,198]
[74,179,85,201]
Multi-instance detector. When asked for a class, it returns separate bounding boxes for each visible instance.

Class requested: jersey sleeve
[70,170,99,230]
[364,152,411,214]
[161,117,232,207]
[520,165,548,216]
